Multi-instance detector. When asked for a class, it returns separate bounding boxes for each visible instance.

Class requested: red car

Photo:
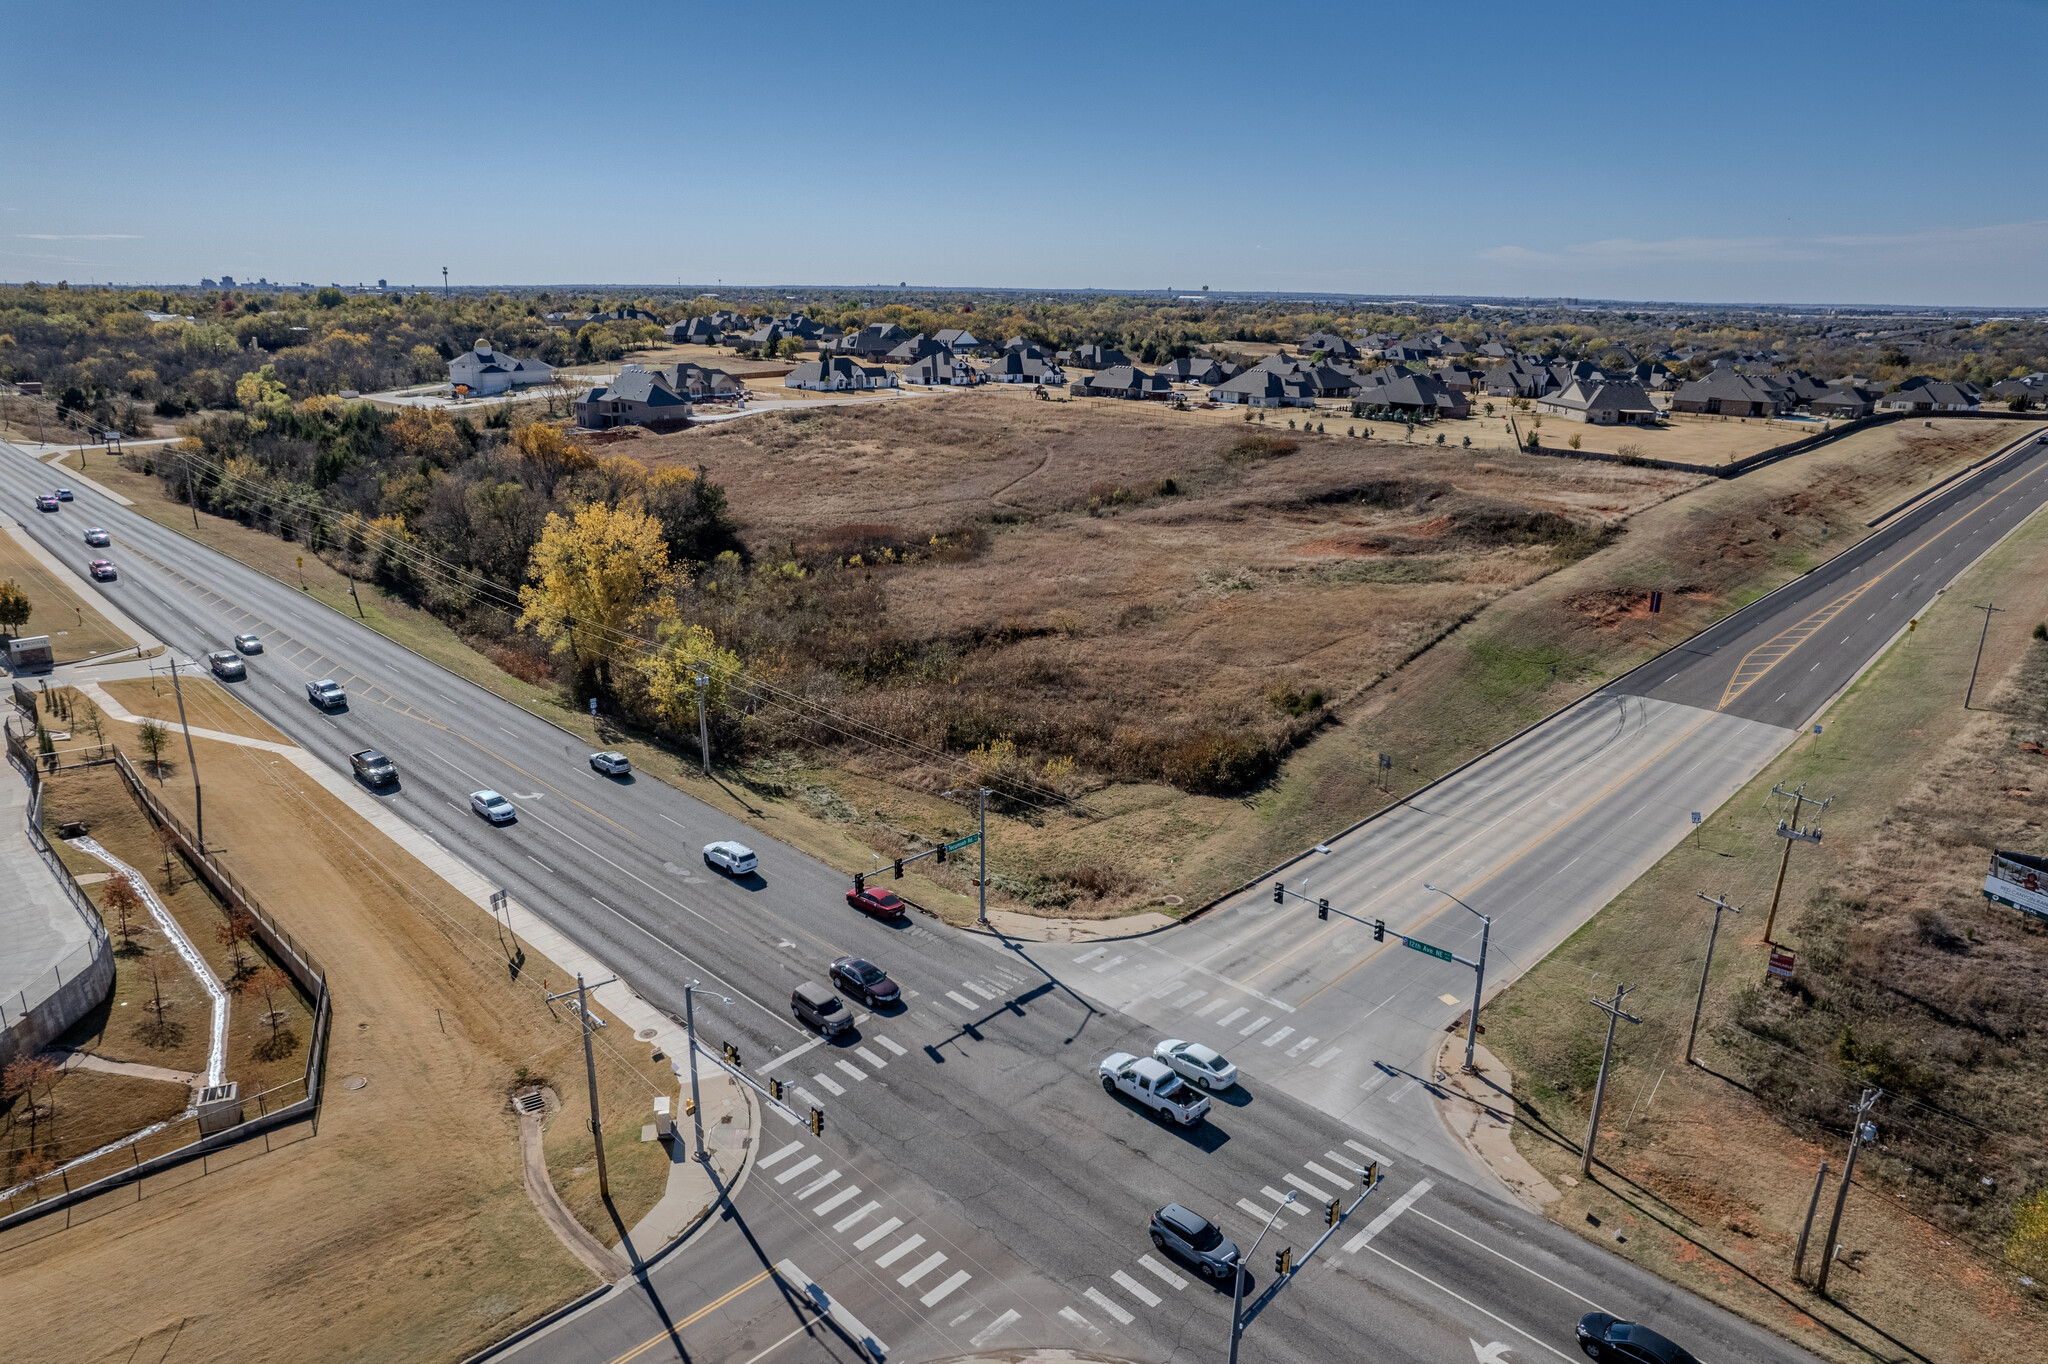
[846,884,908,921]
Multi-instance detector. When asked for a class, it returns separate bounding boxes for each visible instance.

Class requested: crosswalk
[756,1137,978,1310]
[1066,947,1346,1076]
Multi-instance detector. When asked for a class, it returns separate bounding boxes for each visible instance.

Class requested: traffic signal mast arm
[864,833,984,887]
[1240,1165,1386,1329]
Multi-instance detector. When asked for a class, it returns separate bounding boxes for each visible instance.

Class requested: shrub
[1223,431,1299,464]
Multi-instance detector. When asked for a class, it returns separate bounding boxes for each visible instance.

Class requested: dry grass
[1486,502,2048,1363]
[0,720,674,1363]
[0,522,135,663]
[99,676,290,744]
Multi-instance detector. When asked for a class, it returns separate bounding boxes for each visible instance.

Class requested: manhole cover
[343,1075,368,1091]
[637,1028,659,1040]
[1160,895,1184,907]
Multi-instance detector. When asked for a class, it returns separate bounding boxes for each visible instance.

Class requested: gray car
[207,650,245,680]
[1149,1203,1240,1280]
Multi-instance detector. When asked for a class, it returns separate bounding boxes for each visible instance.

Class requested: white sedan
[703,840,757,876]
[1154,1039,1238,1092]
[589,750,631,775]
[470,790,516,823]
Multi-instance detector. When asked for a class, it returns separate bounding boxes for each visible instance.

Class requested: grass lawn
[0,522,137,663]
[99,675,291,744]
[1483,492,2048,1363]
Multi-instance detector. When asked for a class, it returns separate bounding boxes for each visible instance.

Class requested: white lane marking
[773,1155,822,1185]
[1176,987,1208,1007]
[964,980,1000,998]
[1285,1035,1321,1057]
[1239,1015,1273,1036]
[812,1185,860,1215]
[1309,1046,1343,1068]
[896,1250,948,1286]
[1112,1269,1162,1307]
[497,726,516,736]
[1343,1139,1393,1166]
[921,1269,972,1307]
[1410,1208,1613,1312]
[795,1170,840,1199]
[528,855,554,873]
[1138,1253,1187,1290]
[855,1046,888,1069]
[1262,1026,1296,1048]
[945,990,978,1009]
[1344,1178,1434,1252]
[853,1216,903,1249]
[1365,1245,1573,1361]
[1304,1160,1348,1187]
[1288,1173,1332,1200]
[738,1321,813,1364]
[1090,955,1126,974]
[1082,1288,1133,1326]
[833,1200,881,1232]
[1058,1306,1102,1337]
[810,1072,846,1097]
[875,1035,906,1056]
[1073,946,1109,964]
[758,1141,804,1169]
[760,1036,825,1074]
[1215,1006,1249,1027]
[969,1309,1022,1348]
[1195,997,1227,1017]
[835,1060,867,1082]
[1262,1185,1311,1215]
[875,1234,926,1268]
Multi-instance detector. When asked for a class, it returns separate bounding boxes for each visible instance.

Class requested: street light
[682,979,733,1163]
[1228,1190,1294,1364]
[1423,883,1492,1074]
[941,786,991,928]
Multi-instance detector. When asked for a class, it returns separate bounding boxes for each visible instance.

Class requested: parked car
[847,884,908,921]
[1100,1052,1211,1125]
[306,678,346,708]
[1149,1204,1240,1280]
[791,981,853,1036]
[233,633,263,653]
[207,650,245,679]
[1576,1315,1699,1364]
[83,527,110,547]
[829,957,900,1007]
[55,488,73,501]
[589,750,630,775]
[350,749,396,785]
[470,790,515,823]
[35,494,58,511]
[1154,1039,1238,1092]
[703,840,757,875]
[88,559,116,581]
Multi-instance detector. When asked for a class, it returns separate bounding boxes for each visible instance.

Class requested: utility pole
[1963,603,2004,709]
[163,656,204,853]
[1424,883,1492,1073]
[442,266,449,299]
[1792,1159,1830,1282]
[693,672,711,775]
[1687,893,1742,1065]
[975,786,988,929]
[1815,1088,1881,1295]
[1580,983,1641,1177]
[1762,782,1831,945]
[544,973,617,1198]
[182,450,200,529]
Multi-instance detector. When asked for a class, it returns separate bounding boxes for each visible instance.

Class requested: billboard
[1983,851,2048,921]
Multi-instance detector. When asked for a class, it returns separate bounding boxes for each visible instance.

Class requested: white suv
[702,841,757,876]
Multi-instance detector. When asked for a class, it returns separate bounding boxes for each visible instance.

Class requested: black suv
[1576,1314,1699,1363]
[1149,1204,1240,1280]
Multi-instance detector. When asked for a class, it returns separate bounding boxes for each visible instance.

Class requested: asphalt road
[11,431,1986,1363]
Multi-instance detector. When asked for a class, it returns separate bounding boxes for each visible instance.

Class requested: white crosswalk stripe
[1215,1006,1248,1026]
[1285,1035,1321,1057]
[1262,1185,1311,1215]
[1262,1026,1295,1048]
[1150,978,1188,998]
[1112,1270,1161,1308]
[811,1072,846,1096]
[946,990,978,1008]
[835,1059,867,1082]
[795,1170,840,1198]
[1195,997,1228,1017]
[1303,1160,1349,1186]
[1074,947,1109,964]
[1137,1254,1187,1290]
[1286,1173,1331,1200]
[1090,955,1126,973]
[1082,1287,1134,1325]
[875,1234,926,1268]
[970,1308,1021,1347]
[1344,1179,1433,1252]
[773,1155,821,1184]
[812,1186,860,1215]
[833,1200,882,1232]
[897,1251,949,1286]
[1059,1306,1102,1337]
[793,1086,824,1112]
[855,1045,888,1069]
[757,1141,804,1168]
[1238,1014,1273,1036]
[1309,1046,1343,1068]
[875,1035,907,1055]
[1175,987,1208,1007]
[921,1269,972,1307]
[964,980,1000,999]
[1236,1197,1273,1219]
[853,1216,903,1248]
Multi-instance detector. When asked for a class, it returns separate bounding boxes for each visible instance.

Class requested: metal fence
[1,722,112,1033]
[0,739,331,1228]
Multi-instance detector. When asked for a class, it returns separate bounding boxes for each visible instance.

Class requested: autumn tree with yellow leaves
[517,501,671,692]
[635,617,742,734]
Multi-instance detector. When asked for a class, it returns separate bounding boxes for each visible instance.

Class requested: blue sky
[4,1,2043,306]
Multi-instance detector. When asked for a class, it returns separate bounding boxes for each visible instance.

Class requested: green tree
[635,616,742,729]
[136,719,170,779]
[643,465,741,564]
[315,287,344,309]
[0,577,31,635]
[234,364,290,423]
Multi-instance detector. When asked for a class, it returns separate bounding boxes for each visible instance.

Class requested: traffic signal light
[1373,918,1385,942]
[1363,1160,1379,1188]
[854,872,865,893]
[1325,1198,1339,1227]
[1275,1247,1292,1275]
[809,1107,824,1136]
[893,858,903,879]
[1273,881,1285,903]
[769,1078,784,1103]
[937,842,947,863]
[723,1041,741,1069]
[1317,898,1329,921]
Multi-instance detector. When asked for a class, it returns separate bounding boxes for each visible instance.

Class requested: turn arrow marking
[1472,1342,1514,1364]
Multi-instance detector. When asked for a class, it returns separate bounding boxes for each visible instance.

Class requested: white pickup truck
[1100,1052,1212,1126]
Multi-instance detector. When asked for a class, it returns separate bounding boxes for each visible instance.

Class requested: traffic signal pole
[1231,1164,1386,1359]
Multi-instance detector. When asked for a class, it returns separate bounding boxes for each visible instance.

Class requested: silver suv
[1149,1203,1240,1280]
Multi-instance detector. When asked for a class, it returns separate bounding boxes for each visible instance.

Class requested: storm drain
[515,1090,546,1116]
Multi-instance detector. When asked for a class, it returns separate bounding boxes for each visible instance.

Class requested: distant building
[1300,331,1360,361]
[982,351,1065,385]
[1072,364,1172,400]
[1669,369,1784,418]
[448,338,556,395]
[576,364,692,431]
[1211,368,1317,408]
[900,350,978,386]
[1155,355,1237,385]
[1536,380,1661,426]
[1069,344,1131,371]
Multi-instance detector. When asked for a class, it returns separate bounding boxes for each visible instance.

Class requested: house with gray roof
[448,338,556,396]
[1536,380,1661,426]
[1878,380,1979,413]
[984,350,1066,385]
[1300,331,1360,361]
[1483,360,1554,398]
[665,317,723,345]
[886,333,950,364]
[664,363,742,399]
[934,329,989,355]
[835,323,911,358]
[1670,369,1785,417]
[1071,344,1131,370]
[900,350,978,386]
[1073,364,1172,400]
[575,364,691,431]
[1156,355,1236,385]
[785,356,897,391]
[1211,368,1316,408]
[1352,371,1470,419]
[1807,385,1876,418]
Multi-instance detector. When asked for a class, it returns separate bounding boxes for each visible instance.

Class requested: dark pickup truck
[350,749,396,785]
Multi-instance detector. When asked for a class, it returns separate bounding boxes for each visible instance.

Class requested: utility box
[5,636,53,674]
[652,1095,673,1139]
[197,1082,244,1135]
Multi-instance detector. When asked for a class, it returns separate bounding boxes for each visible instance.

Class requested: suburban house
[551,307,657,333]
[1483,360,1555,398]
[448,338,556,395]
[1352,371,1470,419]
[665,362,742,399]
[665,317,722,344]
[1535,380,1661,426]
[733,323,786,355]
[1072,364,1173,400]
[1070,344,1131,370]
[1990,373,2048,405]
[1357,331,1401,354]
[1300,331,1360,361]
[1670,369,1786,417]
[785,356,898,391]
[886,333,951,364]
[1439,364,1486,392]
[933,329,989,355]
[1211,368,1317,408]
[983,351,1065,385]
[900,350,978,386]
[1878,380,1980,413]
[1477,340,1512,360]
[1807,385,1876,418]
[836,323,911,358]
[575,364,691,431]
[1155,355,1237,385]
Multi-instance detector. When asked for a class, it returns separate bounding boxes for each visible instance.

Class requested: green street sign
[1404,937,1455,962]
[945,834,982,852]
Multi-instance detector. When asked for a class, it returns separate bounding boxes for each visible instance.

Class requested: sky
[4,1,2045,307]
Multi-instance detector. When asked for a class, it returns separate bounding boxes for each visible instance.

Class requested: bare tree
[214,911,257,988]
[102,872,149,955]
[78,697,105,758]
[247,967,298,1060]
[136,719,170,780]
[155,824,180,889]
[3,1054,61,1149]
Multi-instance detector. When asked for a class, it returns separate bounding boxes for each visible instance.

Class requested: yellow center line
[604,1267,777,1364]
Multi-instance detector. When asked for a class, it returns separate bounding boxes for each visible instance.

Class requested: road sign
[944,833,981,852]
[1378,752,1393,770]
[1405,937,1455,962]
[1813,724,1824,736]
[1691,811,1702,825]
[1767,948,1796,979]
[1649,591,1663,614]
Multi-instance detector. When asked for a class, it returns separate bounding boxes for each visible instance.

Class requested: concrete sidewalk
[0,753,99,1027]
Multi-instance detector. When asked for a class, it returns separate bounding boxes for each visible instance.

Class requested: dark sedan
[1576,1313,1699,1364]
[829,957,900,1007]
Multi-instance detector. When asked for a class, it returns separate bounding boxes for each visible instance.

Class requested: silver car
[470,790,515,823]
[1155,1038,1238,1091]
[233,633,263,654]
[1149,1204,1241,1280]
